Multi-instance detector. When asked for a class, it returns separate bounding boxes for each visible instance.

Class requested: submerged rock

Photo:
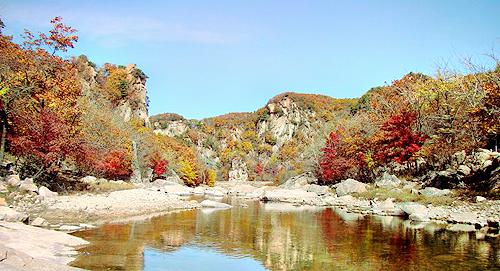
[200,200,232,208]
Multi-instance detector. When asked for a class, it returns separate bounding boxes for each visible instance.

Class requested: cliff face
[115,64,149,126]
[75,57,150,126]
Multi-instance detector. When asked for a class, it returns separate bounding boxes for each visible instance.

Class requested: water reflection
[72,198,499,270]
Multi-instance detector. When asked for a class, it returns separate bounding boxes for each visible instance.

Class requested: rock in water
[335,179,367,196]
[200,200,232,208]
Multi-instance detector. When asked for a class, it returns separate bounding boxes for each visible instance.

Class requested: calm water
[71,197,499,270]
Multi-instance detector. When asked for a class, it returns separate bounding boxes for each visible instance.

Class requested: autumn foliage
[317,132,353,184]
[375,111,427,164]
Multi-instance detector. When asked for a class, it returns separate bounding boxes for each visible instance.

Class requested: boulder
[0,206,28,222]
[228,184,258,196]
[262,189,319,204]
[398,202,429,220]
[306,184,329,196]
[80,176,97,184]
[151,179,168,187]
[165,174,184,185]
[30,217,48,227]
[200,200,232,209]
[280,172,318,189]
[163,185,193,196]
[6,175,21,187]
[449,212,479,225]
[474,196,486,203]
[334,179,367,196]
[19,178,37,193]
[205,188,225,197]
[420,187,451,197]
[375,172,402,188]
[38,186,58,200]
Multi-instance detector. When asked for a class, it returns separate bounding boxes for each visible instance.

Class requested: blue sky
[1,1,499,119]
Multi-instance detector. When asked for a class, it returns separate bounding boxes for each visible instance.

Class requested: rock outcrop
[228,158,248,182]
[257,95,315,147]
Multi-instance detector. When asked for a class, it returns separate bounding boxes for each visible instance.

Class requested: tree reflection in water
[71,198,499,271]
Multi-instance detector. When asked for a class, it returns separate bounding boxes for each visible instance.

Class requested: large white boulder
[80,176,97,184]
[375,172,402,188]
[38,186,58,200]
[335,179,367,196]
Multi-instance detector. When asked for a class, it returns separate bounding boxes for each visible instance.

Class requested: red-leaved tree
[98,150,132,180]
[375,111,427,165]
[317,132,353,184]
[9,107,79,175]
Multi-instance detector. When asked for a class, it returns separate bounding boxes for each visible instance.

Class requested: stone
[0,206,28,222]
[80,176,97,184]
[306,184,329,196]
[205,188,225,197]
[334,179,367,196]
[398,202,428,217]
[449,212,478,224]
[200,200,232,209]
[0,221,88,269]
[30,217,47,227]
[18,179,37,193]
[193,186,207,195]
[420,187,451,197]
[262,189,319,204]
[375,172,402,188]
[38,186,58,200]
[151,179,168,187]
[474,196,486,203]
[59,225,82,232]
[409,212,430,222]
[457,165,471,176]
[6,175,21,187]
[79,223,96,229]
[165,174,184,185]
[281,172,318,189]
[376,198,395,211]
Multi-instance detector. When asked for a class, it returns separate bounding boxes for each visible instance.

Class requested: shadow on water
[71,197,499,270]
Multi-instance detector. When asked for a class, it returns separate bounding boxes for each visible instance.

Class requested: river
[71,197,499,270]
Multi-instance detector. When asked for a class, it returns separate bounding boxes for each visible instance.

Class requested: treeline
[0,17,215,189]
[316,66,500,185]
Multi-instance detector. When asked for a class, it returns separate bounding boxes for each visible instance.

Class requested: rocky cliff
[151,92,357,183]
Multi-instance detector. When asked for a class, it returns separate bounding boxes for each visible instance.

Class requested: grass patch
[87,180,135,193]
[354,187,455,206]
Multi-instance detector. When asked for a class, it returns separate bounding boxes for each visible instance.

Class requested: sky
[1,0,499,119]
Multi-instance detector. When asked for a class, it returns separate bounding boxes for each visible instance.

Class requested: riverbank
[0,173,499,270]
